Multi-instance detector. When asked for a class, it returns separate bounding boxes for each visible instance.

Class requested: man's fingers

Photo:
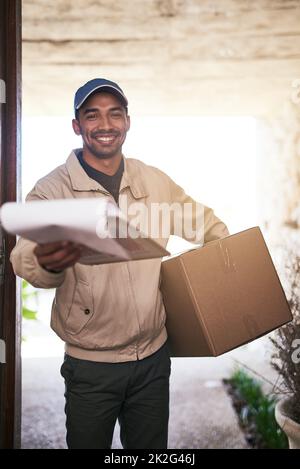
[38,245,81,266]
[34,241,79,256]
[42,249,82,271]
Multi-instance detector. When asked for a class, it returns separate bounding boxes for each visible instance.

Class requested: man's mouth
[94,135,117,144]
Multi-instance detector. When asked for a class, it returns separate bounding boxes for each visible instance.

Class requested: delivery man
[10,78,229,449]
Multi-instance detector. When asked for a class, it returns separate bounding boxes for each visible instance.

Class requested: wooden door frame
[0,0,22,449]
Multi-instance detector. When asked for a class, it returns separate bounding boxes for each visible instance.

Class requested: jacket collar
[66,150,148,199]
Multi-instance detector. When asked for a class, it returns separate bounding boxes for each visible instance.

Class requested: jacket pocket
[65,279,94,335]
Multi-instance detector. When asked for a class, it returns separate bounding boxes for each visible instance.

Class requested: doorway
[0,0,22,449]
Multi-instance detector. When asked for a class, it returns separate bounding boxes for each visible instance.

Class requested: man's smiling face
[72,92,130,160]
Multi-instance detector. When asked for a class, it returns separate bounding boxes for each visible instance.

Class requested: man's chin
[91,151,117,160]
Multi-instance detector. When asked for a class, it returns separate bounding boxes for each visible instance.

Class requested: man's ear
[126,115,131,132]
[72,118,81,136]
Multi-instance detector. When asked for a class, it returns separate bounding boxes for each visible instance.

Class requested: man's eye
[87,113,96,120]
[111,112,122,118]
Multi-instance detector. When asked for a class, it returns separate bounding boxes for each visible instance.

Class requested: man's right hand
[33,241,83,273]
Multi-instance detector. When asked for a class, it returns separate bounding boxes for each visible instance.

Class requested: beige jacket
[10,151,229,362]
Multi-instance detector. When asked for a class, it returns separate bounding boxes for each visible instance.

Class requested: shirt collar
[66,150,148,199]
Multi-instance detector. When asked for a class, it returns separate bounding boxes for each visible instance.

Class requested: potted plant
[270,255,300,449]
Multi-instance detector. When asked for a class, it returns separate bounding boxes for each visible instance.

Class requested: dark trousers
[60,342,171,449]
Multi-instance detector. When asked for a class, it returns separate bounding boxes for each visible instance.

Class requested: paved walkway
[22,336,278,449]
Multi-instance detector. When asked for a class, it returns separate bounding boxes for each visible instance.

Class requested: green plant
[228,368,288,449]
[22,279,38,320]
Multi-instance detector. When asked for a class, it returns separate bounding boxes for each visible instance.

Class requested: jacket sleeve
[168,176,229,244]
[9,184,66,289]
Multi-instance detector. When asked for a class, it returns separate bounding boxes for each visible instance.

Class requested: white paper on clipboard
[0,198,169,265]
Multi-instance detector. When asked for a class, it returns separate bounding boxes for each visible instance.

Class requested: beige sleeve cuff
[10,238,66,289]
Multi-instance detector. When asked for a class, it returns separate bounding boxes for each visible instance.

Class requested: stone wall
[22,0,300,117]
[257,100,300,244]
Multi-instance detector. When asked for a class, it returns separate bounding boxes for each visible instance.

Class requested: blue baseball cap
[74,78,128,114]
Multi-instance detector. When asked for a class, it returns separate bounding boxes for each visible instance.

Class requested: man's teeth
[96,136,115,142]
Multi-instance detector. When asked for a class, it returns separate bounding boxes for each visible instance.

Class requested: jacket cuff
[31,255,66,288]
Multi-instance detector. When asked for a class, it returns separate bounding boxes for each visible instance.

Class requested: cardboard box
[160,227,292,357]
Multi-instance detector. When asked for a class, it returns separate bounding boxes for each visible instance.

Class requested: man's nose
[98,116,113,131]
